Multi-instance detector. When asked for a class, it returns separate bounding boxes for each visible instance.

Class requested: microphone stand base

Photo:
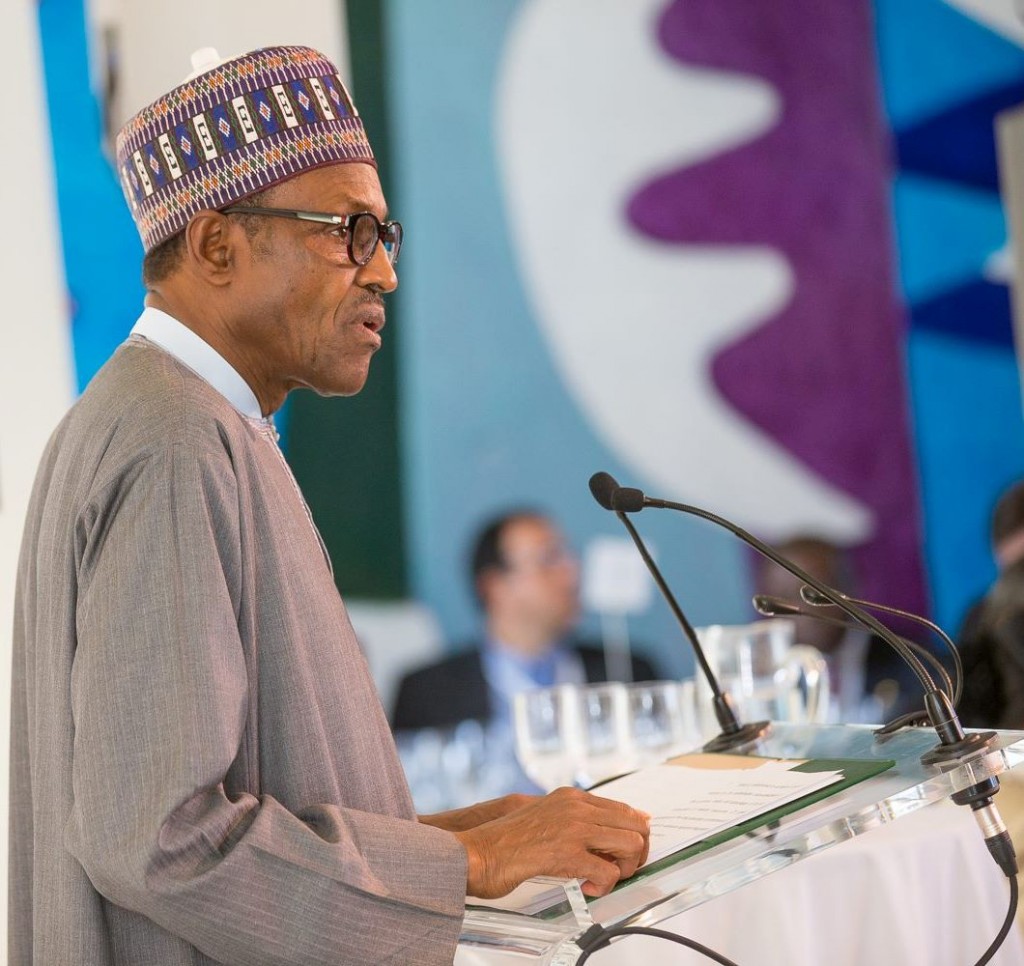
[702,720,772,753]
[920,731,998,767]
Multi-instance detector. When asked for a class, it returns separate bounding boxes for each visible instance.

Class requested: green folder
[620,755,896,888]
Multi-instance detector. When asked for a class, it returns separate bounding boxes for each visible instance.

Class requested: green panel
[286,0,407,598]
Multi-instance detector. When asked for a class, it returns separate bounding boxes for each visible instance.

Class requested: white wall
[0,4,77,958]
[91,0,351,127]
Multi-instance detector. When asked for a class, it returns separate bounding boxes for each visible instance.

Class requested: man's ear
[183,210,237,285]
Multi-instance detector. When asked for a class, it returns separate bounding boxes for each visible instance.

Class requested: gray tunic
[9,339,467,965]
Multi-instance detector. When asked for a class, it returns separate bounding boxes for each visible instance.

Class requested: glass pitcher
[694,619,829,736]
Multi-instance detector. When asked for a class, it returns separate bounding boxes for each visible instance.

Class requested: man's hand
[454,786,650,899]
[419,793,539,833]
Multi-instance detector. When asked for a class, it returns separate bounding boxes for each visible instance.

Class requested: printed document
[593,753,843,865]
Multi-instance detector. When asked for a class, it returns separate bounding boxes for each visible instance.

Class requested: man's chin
[309,367,372,398]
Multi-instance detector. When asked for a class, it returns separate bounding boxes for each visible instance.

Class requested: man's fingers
[574,853,622,897]
[588,829,646,881]
[580,793,651,834]
[457,788,653,898]
[637,832,650,869]
[548,792,650,881]
[595,847,644,881]
[580,827,647,863]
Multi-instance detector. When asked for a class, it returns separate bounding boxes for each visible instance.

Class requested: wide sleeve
[65,441,466,965]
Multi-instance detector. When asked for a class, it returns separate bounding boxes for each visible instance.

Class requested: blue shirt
[479,639,587,793]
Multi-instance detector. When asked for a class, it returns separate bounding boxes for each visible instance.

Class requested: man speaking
[8,45,649,965]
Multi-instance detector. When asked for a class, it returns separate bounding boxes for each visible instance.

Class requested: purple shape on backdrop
[628,0,927,615]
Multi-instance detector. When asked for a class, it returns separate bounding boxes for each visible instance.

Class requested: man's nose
[358,240,398,293]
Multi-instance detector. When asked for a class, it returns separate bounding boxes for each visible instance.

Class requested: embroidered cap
[115,45,375,252]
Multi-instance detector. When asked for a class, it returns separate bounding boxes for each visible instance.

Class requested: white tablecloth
[456,801,1024,965]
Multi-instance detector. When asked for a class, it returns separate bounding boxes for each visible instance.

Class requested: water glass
[627,680,699,765]
[575,683,634,786]
[396,719,526,811]
[512,685,583,791]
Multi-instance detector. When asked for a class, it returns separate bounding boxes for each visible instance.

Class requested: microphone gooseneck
[798,585,965,708]
[588,472,770,752]
[602,473,995,754]
[641,499,939,695]
[752,593,958,709]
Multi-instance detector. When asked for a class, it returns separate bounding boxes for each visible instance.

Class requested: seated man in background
[958,481,1024,727]
[392,509,659,734]
[753,536,920,723]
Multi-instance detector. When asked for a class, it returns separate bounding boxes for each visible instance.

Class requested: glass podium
[458,723,1024,964]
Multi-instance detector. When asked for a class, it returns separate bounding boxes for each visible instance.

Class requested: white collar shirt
[129,305,268,426]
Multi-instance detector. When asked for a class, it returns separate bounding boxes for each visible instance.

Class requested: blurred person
[754,536,920,723]
[8,46,650,966]
[957,485,1024,930]
[958,481,1024,727]
[392,510,659,736]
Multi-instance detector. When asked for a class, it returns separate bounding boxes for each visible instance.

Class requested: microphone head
[589,471,619,510]
[799,585,834,607]
[611,486,645,513]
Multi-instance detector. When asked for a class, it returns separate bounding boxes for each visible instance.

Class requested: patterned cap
[115,45,375,252]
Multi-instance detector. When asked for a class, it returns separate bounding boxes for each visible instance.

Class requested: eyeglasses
[502,545,577,574]
[221,205,403,266]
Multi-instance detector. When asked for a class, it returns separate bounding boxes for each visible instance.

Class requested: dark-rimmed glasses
[221,205,403,266]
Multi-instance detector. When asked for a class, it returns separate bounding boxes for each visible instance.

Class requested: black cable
[874,708,932,735]
[972,873,1018,966]
[576,923,741,965]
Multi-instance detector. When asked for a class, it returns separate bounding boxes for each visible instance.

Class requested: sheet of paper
[594,754,843,865]
[468,878,570,916]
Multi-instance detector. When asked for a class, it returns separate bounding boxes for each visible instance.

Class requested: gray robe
[9,339,466,965]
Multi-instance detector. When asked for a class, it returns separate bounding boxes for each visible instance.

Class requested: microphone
[594,473,963,740]
[589,471,617,511]
[594,471,1017,881]
[752,594,957,716]
[589,472,770,752]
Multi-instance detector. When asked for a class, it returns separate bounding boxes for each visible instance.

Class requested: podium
[458,723,1024,964]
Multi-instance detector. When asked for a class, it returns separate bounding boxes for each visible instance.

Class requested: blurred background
[3,0,1024,947]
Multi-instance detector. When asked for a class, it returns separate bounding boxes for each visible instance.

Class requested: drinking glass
[512,685,583,791]
[627,680,699,766]
[575,682,635,787]
[394,727,449,813]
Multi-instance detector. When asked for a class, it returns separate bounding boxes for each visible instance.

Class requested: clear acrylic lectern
[458,723,1024,964]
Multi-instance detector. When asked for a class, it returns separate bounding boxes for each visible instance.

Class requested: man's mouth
[361,309,386,335]
[363,314,384,350]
